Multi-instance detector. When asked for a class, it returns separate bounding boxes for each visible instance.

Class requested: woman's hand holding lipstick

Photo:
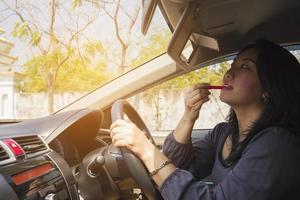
[183,83,211,122]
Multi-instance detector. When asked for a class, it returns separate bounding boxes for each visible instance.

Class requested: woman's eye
[241,64,249,69]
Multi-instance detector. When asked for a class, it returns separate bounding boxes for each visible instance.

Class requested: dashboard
[0,109,104,200]
[0,106,150,200]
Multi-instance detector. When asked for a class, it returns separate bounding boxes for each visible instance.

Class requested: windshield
[0,0,171,120]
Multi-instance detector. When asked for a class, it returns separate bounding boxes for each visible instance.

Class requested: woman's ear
[262,92,269,102]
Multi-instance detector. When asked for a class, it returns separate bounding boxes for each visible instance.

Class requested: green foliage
[17,47,110,93]
[71,0,100,9]
[71,0,83,9]
[30,31,41,46]
[12,22,29,40]
[155,61,230,92]
[12,22,41,46]
[55,58,110,92]
[84,41,105,57]
[130,30,172,68]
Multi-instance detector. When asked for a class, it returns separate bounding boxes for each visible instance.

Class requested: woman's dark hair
[223,39,300,167]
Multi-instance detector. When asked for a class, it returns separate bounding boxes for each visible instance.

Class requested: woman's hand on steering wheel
[110,119,155,162]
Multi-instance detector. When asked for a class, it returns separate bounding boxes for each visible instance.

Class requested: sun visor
[167,2,219,70]
[141,0,158,35]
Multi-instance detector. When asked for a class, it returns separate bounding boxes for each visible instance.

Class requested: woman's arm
[173,83,211,144]
[110,119,177,186]
[163,123,225,178]
[111,122,297,199]
[110,121,224,187]
[158,127,298,200]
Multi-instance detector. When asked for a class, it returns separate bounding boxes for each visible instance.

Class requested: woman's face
[220,48,264,108]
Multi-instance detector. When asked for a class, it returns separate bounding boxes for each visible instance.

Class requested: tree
[19,45,110,93]
[101,0,141,74]
[130,28,172,68]
[73,0,142,75]
[0,0,107,113]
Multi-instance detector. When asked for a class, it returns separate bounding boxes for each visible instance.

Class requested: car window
[127,45,300,142]
[127,59,231,133]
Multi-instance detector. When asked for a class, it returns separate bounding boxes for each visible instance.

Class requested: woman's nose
[223,70,233,81]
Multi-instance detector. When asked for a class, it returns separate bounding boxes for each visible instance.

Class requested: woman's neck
[233,103,264,138]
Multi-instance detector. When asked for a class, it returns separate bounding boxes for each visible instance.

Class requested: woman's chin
[220,96,233,106]
[219,95,228,103]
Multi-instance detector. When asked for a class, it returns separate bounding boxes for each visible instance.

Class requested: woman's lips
[223,84,233,90]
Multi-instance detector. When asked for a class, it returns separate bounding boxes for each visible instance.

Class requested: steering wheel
[111,99,162,199]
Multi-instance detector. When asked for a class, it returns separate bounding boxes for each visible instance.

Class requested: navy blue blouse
[159,123,300,200]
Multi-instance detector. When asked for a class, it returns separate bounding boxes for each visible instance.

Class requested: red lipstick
[206,85,224,90]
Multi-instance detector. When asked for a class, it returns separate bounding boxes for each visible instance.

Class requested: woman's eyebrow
[242,58,257,65]
[232,58,257,65]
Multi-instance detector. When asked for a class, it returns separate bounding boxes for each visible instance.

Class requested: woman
[110,39,300,199]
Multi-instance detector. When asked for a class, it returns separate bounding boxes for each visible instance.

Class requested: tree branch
[103,0,126,49]
[1,0,45,53]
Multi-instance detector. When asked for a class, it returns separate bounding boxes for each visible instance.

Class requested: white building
[0,28,18,119]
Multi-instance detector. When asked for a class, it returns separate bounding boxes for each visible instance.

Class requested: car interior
[0,0,300,199]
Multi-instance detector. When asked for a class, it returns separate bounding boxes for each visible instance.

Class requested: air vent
[0,145,9,161]
[13,135,48,156]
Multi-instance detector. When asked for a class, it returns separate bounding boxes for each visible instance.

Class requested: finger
[191,90,211,100]
[187,91,210,106]
[186,91,203,105]
[110,126,127,135]
[185,83,210,97]
[193,97,210,110]
[113,138,130,147]
[110,119,129,131]
[189,83,209,90]
[188,87,210,99]
[185,83,206,95]
[186,93,201,106]
[110,126,134,139]
[112,133,132,143]
[188,96,209,111]
[193,83,210,89]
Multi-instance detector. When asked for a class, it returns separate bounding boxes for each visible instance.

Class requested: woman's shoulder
[245,126,300,153]
[211,122,229,136]
[208,122,230,146]
[213,122,229,131]
[251,126,297,142]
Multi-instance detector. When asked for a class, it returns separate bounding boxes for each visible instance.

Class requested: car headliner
[161,0,300,69]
